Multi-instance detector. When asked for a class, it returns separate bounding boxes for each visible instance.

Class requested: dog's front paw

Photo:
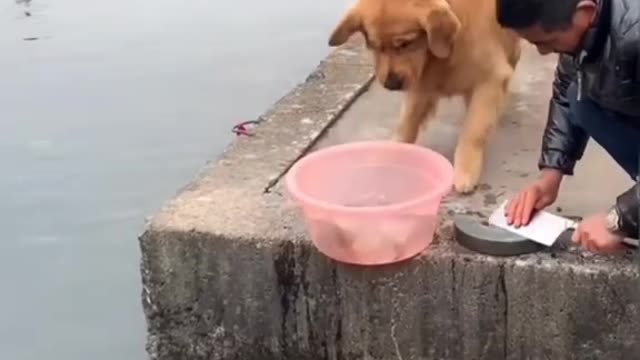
[391,132,404,142]
[391,122,421,143]
[391,131,416,143]
[453,147,483,194]
[453,168,480,194]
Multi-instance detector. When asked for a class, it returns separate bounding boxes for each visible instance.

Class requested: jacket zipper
[577,71,583,101]
[576,50,587,101]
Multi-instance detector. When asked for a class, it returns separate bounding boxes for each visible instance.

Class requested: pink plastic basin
[285,140,454,265]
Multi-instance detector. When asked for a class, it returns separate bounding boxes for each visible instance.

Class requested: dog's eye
[394,39,413,50]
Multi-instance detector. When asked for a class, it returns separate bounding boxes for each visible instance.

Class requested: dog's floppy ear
[418,3,461,58]
[328,8,362,46]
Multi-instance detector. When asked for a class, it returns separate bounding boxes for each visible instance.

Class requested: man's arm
[538,55,590,175]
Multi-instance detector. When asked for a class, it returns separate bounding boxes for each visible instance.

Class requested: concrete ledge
[139,37,640,360]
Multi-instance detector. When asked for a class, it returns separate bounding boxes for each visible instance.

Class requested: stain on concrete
[484,192,498,206]
[478,183,492,191]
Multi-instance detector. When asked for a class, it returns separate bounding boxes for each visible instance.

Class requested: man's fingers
[571,226,581,244]
[520,190,537,226]
[571,225,586,246]
[505,196,516,224]
[572,228,597,253]
[514,192,526,227]
[598,237,624,253]
[513,192,526,227]
[507,192,522,225]
[506,186,547,227]
[586,239,599,253]
[509,193,523,219]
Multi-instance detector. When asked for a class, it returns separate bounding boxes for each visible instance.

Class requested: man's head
[496,0,598,55]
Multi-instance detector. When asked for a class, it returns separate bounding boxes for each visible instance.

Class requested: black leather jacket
[539,0,640,238]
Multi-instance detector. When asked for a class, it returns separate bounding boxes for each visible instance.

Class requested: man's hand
[506,168,563,227]
[572,213,626,253]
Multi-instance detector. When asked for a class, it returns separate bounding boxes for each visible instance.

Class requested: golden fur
[328,0,521,193]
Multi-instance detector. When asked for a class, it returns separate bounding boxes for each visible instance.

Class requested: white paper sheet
[488,200,577,247]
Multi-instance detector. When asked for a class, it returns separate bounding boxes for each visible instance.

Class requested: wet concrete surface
[0,0,353,359]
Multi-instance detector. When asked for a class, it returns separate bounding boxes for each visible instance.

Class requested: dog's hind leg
[454,70,512,193]
[392,90,437,143]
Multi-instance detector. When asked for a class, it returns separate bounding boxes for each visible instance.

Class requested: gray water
[0,0,350,358]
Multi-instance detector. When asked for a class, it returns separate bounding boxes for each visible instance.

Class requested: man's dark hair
[496,0,583,31]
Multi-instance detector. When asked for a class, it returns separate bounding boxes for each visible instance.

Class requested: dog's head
[328,0,461,91]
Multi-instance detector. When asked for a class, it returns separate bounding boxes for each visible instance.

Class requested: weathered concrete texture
[140,37,640,360]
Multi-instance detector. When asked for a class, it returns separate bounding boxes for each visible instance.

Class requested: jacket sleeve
[538,55,590,175]
[615,183,639,239]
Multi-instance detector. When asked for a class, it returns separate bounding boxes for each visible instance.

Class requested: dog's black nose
[383,73,404,90]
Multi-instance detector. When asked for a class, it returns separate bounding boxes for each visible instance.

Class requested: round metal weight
[453,214,544,256]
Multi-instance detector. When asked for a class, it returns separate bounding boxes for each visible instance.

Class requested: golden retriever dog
[328,0,521,193]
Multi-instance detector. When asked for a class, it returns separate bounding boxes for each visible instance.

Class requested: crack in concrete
[449,257,459,360]
[331,265,345,360]
[273,241,298,354]
[262,76,374,194]
[498,263,509,360]
[390,323,404,360]
[389,287,404,360]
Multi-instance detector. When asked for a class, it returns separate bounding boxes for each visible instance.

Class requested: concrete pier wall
[139,37,640,360]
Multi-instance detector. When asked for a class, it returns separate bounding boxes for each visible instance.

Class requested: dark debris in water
[16,0,32,17]
[23,37,39,41]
